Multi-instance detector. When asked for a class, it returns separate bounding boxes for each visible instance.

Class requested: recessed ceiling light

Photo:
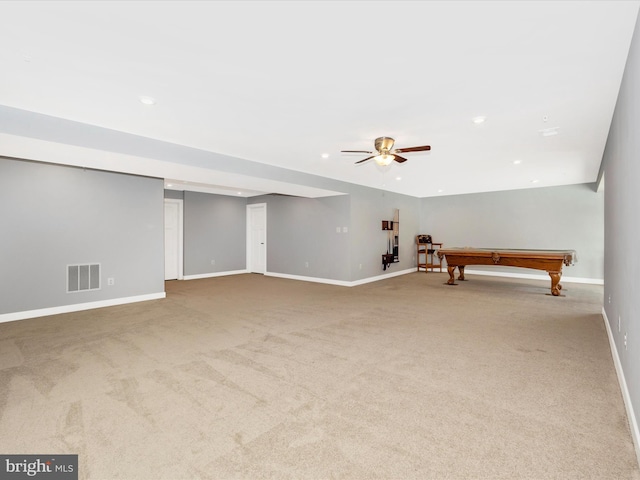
[237,191,242,195]
[166,183,173,187]
[513,160,522,165]
[531,179,539,184]
[473,116,486,124]
[321,153,329,159]
[395,176,402,181]
[438,189,444,193]
[539,127,559,137]
[139,95,156,105]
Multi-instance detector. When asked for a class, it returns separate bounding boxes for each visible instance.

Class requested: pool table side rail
[436,249,575,271]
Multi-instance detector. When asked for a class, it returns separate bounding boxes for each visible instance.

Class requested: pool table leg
[446,266,457,285]
[457,266,466,281]
[445,266,466,285]
[549,271,562,296]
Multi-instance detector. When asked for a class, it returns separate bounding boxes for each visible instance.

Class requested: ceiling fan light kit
[342,136,430,166]
[374,154,394,166]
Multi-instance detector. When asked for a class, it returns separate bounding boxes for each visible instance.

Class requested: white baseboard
[266,268,416,287]
[265,272,352,287]
[349,268,417,286]
[462,269,603,285]
[183,269,248,281]
[602,307,640,467]
[0,292,166,324]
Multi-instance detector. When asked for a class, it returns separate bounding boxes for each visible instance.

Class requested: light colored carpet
[0,272,638,479]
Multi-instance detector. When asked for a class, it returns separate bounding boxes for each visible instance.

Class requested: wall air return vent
[67,264,100,293]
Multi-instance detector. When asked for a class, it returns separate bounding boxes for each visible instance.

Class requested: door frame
[246,203,267,274]
[164,198,184,280]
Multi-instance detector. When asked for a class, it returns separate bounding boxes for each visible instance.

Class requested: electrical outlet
[342,227,348,233]
[624,333,628,350]
[107,277,115,286]
[211,259,216,265]
[336,227,341,233]
[359,263,362,270]
[618,316,621,333]
[305,261,309,268]
[608,294,611,304]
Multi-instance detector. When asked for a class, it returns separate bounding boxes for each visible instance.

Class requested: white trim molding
[183,270,249,281]
[266,268,416,287]
[602,308,640,467]
[0,292,166,324]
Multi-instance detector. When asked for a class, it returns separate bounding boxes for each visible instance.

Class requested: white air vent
[67,264,100,292]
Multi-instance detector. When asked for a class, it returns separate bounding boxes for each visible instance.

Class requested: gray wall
[248,189,421,282]
[602,9,640,441]
[0,158,164,315]
[183,191,247,276]
[249,194,351,281]
[349,188,421,280]
[420,184,604,280]
[164,189,184,200]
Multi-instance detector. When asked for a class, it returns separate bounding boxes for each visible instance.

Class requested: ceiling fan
[341,137,431,166]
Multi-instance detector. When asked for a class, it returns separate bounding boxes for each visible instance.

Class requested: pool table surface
[436,248,576,296]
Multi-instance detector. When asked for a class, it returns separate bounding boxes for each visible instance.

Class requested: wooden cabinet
[416,235,443,272]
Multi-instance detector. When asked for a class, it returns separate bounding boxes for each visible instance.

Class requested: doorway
[246,203,267,274]
[164,198,184,280]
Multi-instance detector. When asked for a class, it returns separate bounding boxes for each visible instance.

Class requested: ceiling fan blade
[342,150,374,154]
[394,145,431,153]
[393,154,408,163]
[355,156,375,164]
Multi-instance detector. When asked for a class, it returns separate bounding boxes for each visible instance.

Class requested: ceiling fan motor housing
[375,137,395,153]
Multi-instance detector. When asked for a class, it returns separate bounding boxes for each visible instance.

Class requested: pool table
[436,248,576,296]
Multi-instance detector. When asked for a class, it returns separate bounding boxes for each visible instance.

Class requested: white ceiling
[1,1,638,198]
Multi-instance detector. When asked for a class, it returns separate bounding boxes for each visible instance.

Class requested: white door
[164,199,183,280]
[247,203,266,274]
